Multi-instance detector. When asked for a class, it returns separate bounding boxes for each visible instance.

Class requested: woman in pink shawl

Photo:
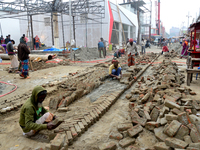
[180,39,188,58]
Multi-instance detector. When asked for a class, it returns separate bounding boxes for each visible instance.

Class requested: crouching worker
[19,86,63,137]
[109,59,122,80]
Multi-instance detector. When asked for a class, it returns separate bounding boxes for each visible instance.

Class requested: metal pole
[69,0,72,60]
[30,15,34,50]
[51,12,54,46]
[158,0,160,35]
[61,12,65,51]
[101,13,102,37]
[73,16,75,42]
[0,23,3,35]
[85,14,87,47]
[24,0,31,48]
[149,0,152,40]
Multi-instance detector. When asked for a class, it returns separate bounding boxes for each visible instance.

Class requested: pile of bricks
[136,53,158,65]
[0,91,32,115]
[45,90,124,150]
[49,68,108,110]
[103,59,200,149]
[120,66,142,84]
[164,49,178,58]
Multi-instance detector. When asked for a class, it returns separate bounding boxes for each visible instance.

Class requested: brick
[89,111,97,122]
[84,115,91,126]
[191,100,200,110]
[61,140,68,150]
[177,112,190,126]
[165,138,188,149]
[66,131,73,144]
[87,114,94,124]
[131,110,147,126]
[154,127,169,142]
[189,143,200,149]
[45,144,51,150]
[144,110,151,121]
[77,122,85,133]
[117,123,133,132]
[145,122,160,131]
[94,107,102,117]
[101,103,108,110]
[174,125,189,140]
[183,135,192,145]
[164,120,181,137]
[154,142,172,150]
[119,137,135,148]
[70,127,78,139]
[50,133,66,150]
[189,114,200,124]
[150,107,160,122]
[92,110,99,121]
[98,141,117,150]
[172,108,182,115]
[190,128,200,143]
[109,131,123,140]
[141,93,150,103]
[165,101,180,109]
[165,114,178,121]
[74,124,81,135]
[161,117,168,126]
[81,119,88,129]
[165,95,176,103]
[99,104,106,112]
[97,105,104,113]
[126,94,132,100]
[127,124,143,137]
[126,145,142,150]
[186,147,198,150]
[107,95,116,102]
[57,107,69,112]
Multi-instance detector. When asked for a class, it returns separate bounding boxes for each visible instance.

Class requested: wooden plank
[186,69,200,73]
[187,73,191,86]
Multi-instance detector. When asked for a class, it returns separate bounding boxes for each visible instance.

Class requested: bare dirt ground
[1,45,199,150]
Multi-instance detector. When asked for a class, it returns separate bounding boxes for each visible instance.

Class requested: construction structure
[0,0,140,49]
[120,0,152,40]
[0,0,106,49]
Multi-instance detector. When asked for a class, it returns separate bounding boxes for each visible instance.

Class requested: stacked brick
[49,68,108,110]
[121,59,200,149]
[120,66,142,84]
[45,90,124,150]
[136,53,157,65]
[0,91,32,115]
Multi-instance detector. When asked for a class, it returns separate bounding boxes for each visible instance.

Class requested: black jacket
[18,43,30,61]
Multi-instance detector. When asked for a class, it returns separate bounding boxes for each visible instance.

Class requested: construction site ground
[0,45,200,150]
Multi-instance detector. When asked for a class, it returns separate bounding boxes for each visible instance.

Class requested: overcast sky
[110,0,200,34]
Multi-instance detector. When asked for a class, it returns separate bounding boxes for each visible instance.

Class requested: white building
[0,0,138,48]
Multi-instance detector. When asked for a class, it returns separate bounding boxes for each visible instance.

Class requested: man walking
[100,37,106,57]
[141,38,145,54]
[7,40,19,73]
[126,38,138,67]
[98,40,105,58]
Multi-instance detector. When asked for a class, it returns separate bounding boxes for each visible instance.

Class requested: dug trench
[2,53,180,149]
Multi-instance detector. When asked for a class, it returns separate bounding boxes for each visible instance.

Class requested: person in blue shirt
[98,40,105,58]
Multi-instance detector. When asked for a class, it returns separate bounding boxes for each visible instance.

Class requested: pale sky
[111,0,200,34]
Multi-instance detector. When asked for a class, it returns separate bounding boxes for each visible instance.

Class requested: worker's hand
[47,122,56,130]
[116,76,120,80]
